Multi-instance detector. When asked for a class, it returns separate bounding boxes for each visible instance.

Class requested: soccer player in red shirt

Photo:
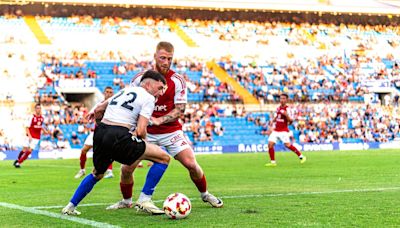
[14,104,47,168]
[265,93,306,167]
[74,86,115,179]
[107,41,223,214]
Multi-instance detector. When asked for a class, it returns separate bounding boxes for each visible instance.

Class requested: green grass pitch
[0,149,399,227]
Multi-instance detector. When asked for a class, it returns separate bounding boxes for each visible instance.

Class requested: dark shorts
[93,123,146,175]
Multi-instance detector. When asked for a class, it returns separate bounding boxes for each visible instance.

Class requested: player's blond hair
[156,41,174,53]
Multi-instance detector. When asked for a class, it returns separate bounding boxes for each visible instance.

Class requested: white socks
[200,191,209,199]
[122,198,132,204]
[67,202,75,209]
[137,192,152,203]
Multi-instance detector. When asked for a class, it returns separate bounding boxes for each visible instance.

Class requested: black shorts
[93,123,146,175]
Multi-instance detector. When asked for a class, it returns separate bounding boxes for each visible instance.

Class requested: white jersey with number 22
[103,87,155,128]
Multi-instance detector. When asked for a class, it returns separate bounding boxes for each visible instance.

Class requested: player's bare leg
[175,148,223,208]
[134,143,170,214]
[14,147,28,168]
[265,141,277,167]
[75,145,91,178]
[106,164,136,210]
[284,142,306,163]
[63,169,105,215]
[14,147,33,168]
[108,143,170,214]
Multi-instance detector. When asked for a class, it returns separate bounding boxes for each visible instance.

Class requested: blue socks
[142,162,168,195]
[70,174,98,206]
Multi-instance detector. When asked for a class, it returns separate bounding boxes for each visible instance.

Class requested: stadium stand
[0,6,399,152]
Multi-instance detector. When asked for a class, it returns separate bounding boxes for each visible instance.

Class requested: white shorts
[268,131,290,144]
[84,132,94,146]
[147,130,191,157]
[23,138,40,150]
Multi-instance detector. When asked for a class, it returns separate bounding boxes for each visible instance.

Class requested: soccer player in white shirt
[62,70,170,215]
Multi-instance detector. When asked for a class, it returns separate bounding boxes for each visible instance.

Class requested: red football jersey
[26,114,44,139]
[131,69,187,134]
[274,105,289,132]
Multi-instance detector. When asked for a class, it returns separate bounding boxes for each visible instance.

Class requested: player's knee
[92,170,104,180]
[121,165,134,177]
[180,158,197,171]
[159,153,170,164]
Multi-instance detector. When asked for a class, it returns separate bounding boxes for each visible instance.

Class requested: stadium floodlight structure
[10,0,400,15]
[0,0,28,4]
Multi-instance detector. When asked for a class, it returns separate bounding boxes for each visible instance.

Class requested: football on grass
[163,193,191,219]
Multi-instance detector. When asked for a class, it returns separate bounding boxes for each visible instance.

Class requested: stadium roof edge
[5,0,400,15]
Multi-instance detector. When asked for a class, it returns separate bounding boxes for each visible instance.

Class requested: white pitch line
[32,186,400,209]
[33,202,111,209]
[30,164,95,169]
[219,186,400,199]
[0,202,120,228]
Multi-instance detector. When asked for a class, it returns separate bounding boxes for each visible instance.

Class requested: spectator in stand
[71,131,81,145]
[260,122,269,136]
[56,134,71,150]
[213,118,224,136]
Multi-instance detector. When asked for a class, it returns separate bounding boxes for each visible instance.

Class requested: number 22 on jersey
[109,90,137,111]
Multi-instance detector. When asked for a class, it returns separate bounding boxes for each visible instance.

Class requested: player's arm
[41,125,50,135]
[151,103,185,126]
[135,115,149,139]
[282,111,293,124]
[284,113,293,124]
[24,117,32,139]
[25,126,32,139]
[151,75,187,126]
[270,113,277,127]
[88,98,110,121]
[135,96,155,138]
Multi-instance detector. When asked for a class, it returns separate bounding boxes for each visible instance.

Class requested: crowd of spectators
[2,12,400,150]
[249,103,400,143]
[218,53,400,103]
[35,96,91,150]
[0,129,12,152]
[39,51,242,103]
[182,103,247,142]
[177,18,400,48]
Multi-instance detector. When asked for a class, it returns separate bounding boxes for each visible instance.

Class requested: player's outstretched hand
[86,111,95,122]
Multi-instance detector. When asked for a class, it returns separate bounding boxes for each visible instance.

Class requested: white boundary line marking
[32,186,400,209]
[0,202,120,228]
[34,203,109,209]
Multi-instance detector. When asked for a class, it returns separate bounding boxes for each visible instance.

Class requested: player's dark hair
[104,86,113,91]
[35,103,41,108]
[141,70,166,85]
[156,41,174,53]
[280,93,289,98]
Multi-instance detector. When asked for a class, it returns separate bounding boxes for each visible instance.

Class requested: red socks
[17,150,25,160]
[288,145,302,156]
[18,150,31,164]
[79,153,87,169]
[107,163,113,170]
[268,147,275,161]
[120,182,133,199]
[191,174,207,193]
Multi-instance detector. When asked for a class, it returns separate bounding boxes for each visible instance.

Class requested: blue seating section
[188,115,270,147]
[48,61,232,102]
[41,124,89,149]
